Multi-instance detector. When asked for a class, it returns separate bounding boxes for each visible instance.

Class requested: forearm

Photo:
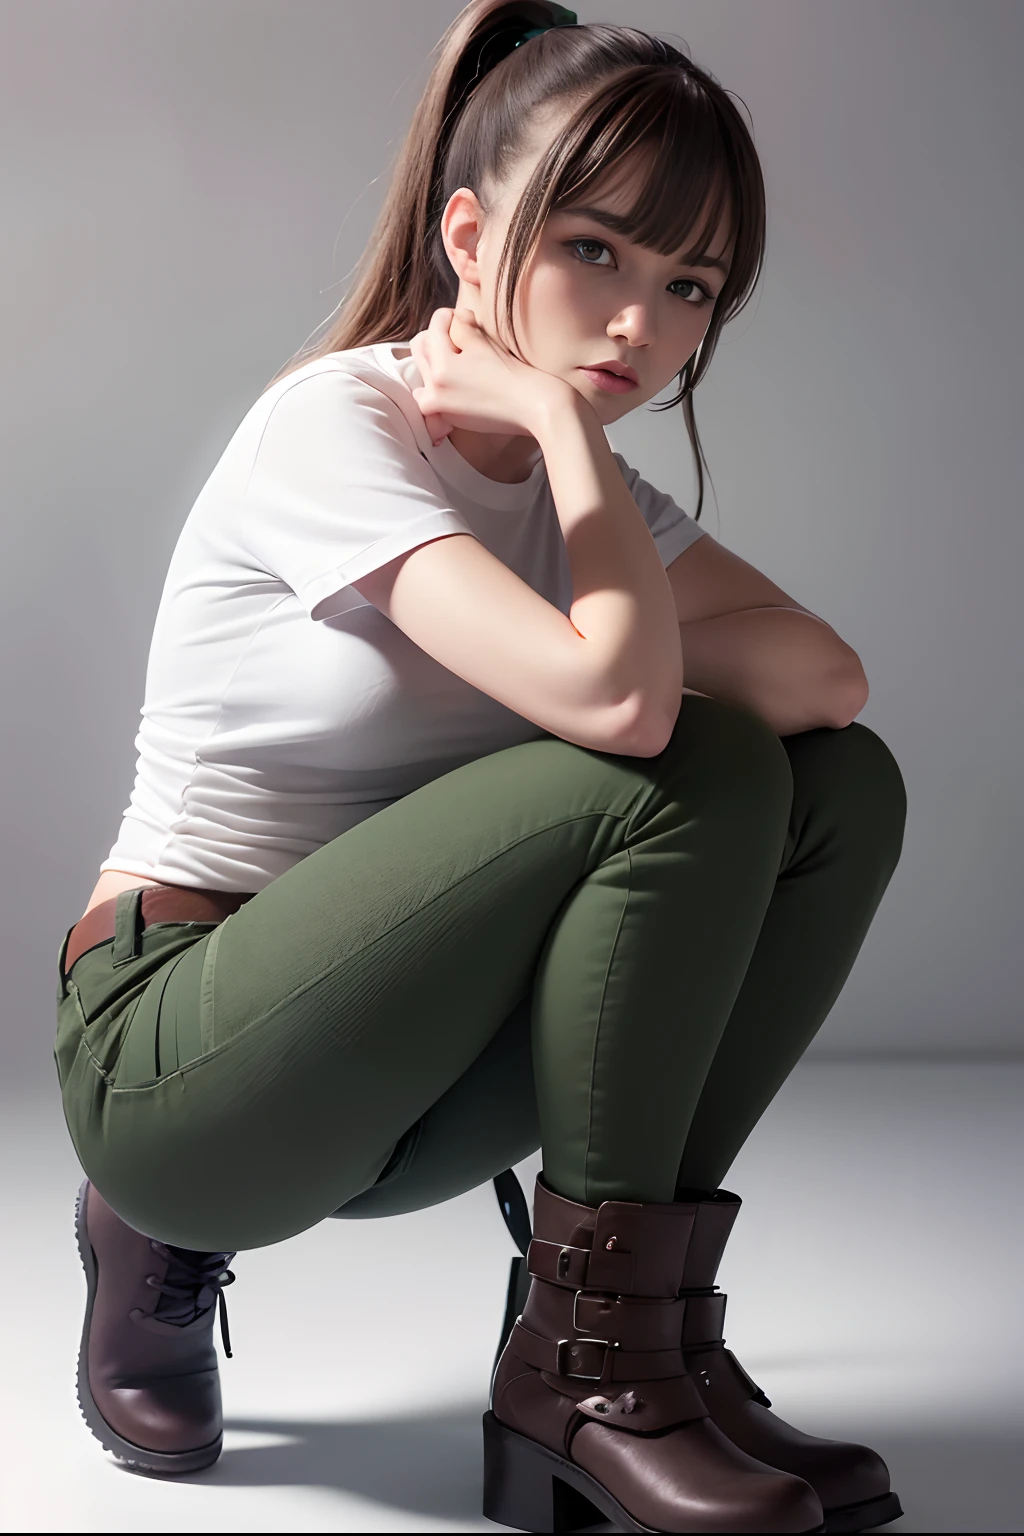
[534,396,683,739]
[677,607,867,736]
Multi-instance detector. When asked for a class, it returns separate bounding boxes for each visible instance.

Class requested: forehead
[507,104,736,270]
[580,151,735,266]
[518,108,735,267]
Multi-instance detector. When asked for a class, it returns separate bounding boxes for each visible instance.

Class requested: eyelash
[566,238,715,306]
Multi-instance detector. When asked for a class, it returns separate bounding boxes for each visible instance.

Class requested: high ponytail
[261,0,767,523]
[262,3,561,383]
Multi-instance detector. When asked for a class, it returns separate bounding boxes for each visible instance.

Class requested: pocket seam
[199,919,226,1056]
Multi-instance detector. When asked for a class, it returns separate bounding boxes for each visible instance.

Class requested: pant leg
[333,723,908,1220]
[676,719,908,1193]
[56,694,795,1252]
[332,988,539,1220]
[331,720,908,1218]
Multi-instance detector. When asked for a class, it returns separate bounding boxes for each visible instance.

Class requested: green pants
[54,696,906,1253]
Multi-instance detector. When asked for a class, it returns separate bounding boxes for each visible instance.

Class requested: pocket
[111,931,213,1085]
[56,922,220,1091]
[71,922,218,1027]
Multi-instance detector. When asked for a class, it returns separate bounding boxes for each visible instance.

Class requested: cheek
[519,272,601,365]
[523,256,592,318]
[510,262,589,357]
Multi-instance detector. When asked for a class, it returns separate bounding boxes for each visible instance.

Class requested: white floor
[1,1062,1021,1534]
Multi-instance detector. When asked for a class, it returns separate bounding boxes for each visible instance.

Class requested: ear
[440,186,486,288]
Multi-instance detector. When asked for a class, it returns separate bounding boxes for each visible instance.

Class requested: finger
[423,411,451,445]
[408,336,432,392]
[447,308,478,353]
[429,307,455,340]
[426,308,457,358]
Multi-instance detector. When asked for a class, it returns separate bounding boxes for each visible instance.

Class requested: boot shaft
[493,1176,710,1442]
[488,1176,826,1533]
[678,1188,742,1290]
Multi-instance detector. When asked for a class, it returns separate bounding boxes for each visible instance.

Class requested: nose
[607,304,657,351]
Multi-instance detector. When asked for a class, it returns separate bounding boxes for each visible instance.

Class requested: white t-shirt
[100,342,708,892]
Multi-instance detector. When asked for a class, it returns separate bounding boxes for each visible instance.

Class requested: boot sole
[822,1491,904,1533]
[482,1410,827,1534]
[74,1179,223,1475]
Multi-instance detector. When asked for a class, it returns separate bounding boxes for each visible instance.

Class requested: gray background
[3,0,1023,1099]
[2,6,1022,1533]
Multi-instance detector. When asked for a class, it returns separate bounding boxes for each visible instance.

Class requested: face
[441,113,735,422]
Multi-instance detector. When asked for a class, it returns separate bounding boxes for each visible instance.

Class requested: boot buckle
[573,1288,619,1333]
[555,1335,619,1380]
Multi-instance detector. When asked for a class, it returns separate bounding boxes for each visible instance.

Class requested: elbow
[603,693,678,757]
[828,660,870,728]
[631,698,682,757]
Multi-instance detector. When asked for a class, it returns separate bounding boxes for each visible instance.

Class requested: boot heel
[482,1411,602,1533]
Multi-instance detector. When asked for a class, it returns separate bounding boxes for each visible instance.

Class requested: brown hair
[262,0,766,522]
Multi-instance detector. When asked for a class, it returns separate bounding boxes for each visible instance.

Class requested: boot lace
[145,1240,237,1357]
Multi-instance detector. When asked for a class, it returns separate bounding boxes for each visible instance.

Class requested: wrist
[527,379,597,443]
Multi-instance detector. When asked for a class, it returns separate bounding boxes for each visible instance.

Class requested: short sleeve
[240,369,477,621]
[611,452,707,568]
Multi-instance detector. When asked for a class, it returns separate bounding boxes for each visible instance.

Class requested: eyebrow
[558,204,731,275]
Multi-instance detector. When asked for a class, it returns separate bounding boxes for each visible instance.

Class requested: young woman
[54,3,907,1531]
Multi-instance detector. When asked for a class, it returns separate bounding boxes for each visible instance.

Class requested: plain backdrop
[3,0,1023,1101]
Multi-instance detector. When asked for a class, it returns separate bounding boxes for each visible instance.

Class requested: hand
[408,307,578,445]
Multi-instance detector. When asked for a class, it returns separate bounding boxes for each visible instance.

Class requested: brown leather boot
[678,1190,902,1534]
[485,1176,825,1533]
[75,1178,236,1473]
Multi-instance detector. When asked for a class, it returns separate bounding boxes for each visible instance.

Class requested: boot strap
[574,1289,686,1348]
[685,1340,773,1408]
[527,1236,634,1291]
[681,1291,727,1346]
[509,1317,684,1383]
[680,1290,775,1410]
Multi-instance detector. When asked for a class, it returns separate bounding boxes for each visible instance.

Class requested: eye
[568,237,614,268]
[671,277,714,308]
[566,238,714,307]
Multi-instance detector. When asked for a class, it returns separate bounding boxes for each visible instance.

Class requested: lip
[586,359,639,385]
[579,361,639,394]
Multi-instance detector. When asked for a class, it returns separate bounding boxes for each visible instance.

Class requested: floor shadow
[153,1408,1021,1534]
[179,1403,488,1525]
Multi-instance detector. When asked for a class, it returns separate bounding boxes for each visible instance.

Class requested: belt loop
[111,887,144,967]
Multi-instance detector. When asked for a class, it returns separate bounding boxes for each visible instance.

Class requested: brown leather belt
[64,885,256,974]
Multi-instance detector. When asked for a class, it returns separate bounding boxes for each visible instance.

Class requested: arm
[534,394,686,752]
[677,606,869,736]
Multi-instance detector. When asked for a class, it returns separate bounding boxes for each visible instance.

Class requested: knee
[663,695,795,816]
[796,720,908,850]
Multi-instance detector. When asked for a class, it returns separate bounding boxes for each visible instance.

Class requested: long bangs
[559,70,734,263]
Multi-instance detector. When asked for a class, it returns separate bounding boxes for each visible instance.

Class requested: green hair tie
[514,7,578,46]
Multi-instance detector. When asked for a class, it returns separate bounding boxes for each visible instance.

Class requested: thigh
[64,695,791,1250]
[72,730,660,1248]
[332,989,539,1221]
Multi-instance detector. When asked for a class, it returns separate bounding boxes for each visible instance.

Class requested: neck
[443,290,544,485]
[446,425,544,485]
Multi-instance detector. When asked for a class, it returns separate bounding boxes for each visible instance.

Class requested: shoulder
[253,350,430,458]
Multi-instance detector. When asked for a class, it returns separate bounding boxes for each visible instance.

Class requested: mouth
[579,361,639,394]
